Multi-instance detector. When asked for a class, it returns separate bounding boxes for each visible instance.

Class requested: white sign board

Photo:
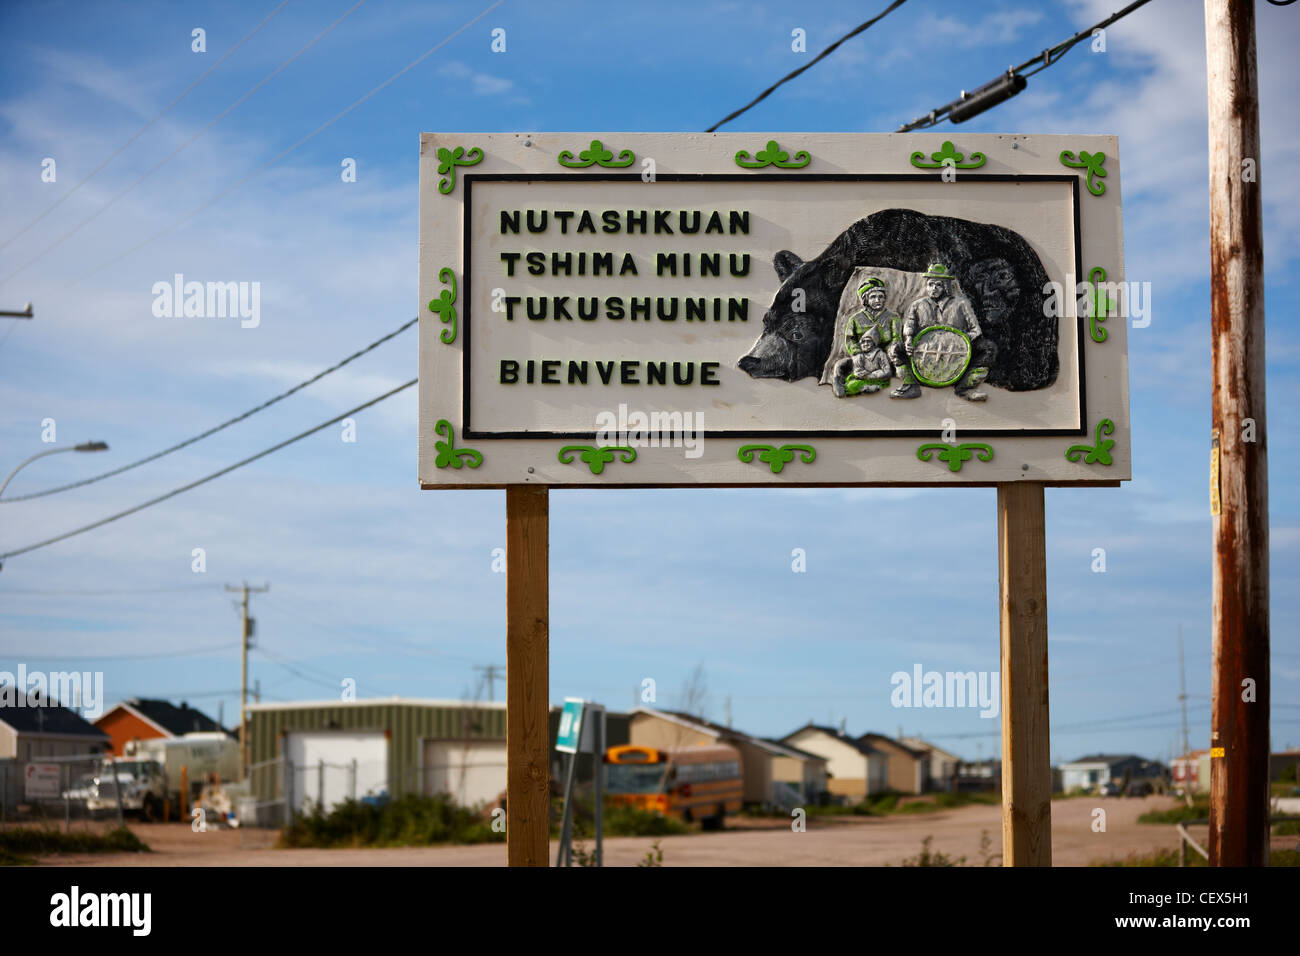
[25,762,60,799]
[418,133,1130,487]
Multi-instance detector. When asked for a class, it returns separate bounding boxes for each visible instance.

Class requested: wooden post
[506,485,549,866]
[1205,0,1269,867]
[997,482,1052,866]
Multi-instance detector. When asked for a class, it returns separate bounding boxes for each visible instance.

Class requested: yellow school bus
[604,743,743,829]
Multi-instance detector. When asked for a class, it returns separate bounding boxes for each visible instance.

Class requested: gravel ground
[21,795,1271,867]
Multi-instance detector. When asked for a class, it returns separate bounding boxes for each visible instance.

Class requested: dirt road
[25,796,1237,867]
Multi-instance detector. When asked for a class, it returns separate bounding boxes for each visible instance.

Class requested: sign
[555,697,584,754]
[25,762,60,799]
[419,133,1130,487]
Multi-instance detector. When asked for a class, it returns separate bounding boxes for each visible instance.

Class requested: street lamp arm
[0,443,109,499]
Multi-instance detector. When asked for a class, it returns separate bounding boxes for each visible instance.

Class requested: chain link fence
[0,753,124,829]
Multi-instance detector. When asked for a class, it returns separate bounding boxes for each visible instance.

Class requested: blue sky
[0,0,1296,766]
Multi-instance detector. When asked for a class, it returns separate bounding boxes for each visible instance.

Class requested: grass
[570,805,689,838]
[1272,819,1300,836]
[0,826,148,864]
[891,832,1000,867]
[1093,846,1299,867]
[1138,797,1211,825]
[278,794,504,848]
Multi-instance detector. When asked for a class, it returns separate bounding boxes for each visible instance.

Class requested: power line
[0,377,415,564]
[0,643,239,661]
[0,0,290,254]
[256,647,346,693]
[75,0,504,284]
[1,0,370,286]
[706,0,908,131]
[897,0,1156,131]
[0,317,415,503]
[0,584,223,595]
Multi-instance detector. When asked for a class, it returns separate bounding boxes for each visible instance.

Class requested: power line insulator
[950,73,1028,124]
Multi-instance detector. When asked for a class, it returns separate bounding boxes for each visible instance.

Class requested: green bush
[1271,819,1300,836]
[0,825,148,859]
[279,794,505,848]
[1138,798,1211,825]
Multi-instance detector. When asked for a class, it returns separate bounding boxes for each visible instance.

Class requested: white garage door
[286,731,387,814]
[422,739,507,809]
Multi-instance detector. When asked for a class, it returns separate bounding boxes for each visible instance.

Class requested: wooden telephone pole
[226,582,269,781]
[506,487,549,866]
[1204,0,1269,866]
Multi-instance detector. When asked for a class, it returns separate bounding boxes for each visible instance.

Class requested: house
[1060,754,1166,793]
[1172,749,1209,793]
[95,697,229,755]
[858,733,930,794]
[953,759,1001,793]
[761,738,831,806]
[1270,749,1300,784]
[0,686,110,811]
[901,736,962,792]
[627,709,829,807]
[781,723,887,801]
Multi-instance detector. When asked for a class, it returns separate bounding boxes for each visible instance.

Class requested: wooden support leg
[506,485,549,866]
[998,482,1052,866]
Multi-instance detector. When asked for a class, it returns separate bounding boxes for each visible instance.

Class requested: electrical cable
[896,0,1156,131]
[1,317,415,503]
[706,0,908,131]
[0,0,290,254]
[0,377,415,564]
[74,0,504,284]
[0,0,370,286]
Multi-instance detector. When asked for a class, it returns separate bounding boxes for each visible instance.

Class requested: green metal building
[246,698,506,815]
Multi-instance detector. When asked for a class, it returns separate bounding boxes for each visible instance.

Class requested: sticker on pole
[555,698,584,754]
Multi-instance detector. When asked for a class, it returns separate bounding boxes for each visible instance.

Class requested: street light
[0,441,110,499]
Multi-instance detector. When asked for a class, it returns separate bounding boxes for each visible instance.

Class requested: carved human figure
[833,278,898,398]
[890,263,998,402]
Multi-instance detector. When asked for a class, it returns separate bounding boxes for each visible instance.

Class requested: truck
[85,732,240,820]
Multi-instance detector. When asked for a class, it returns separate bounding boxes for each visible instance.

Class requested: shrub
[278,794,504,848]
[0,825,148,858]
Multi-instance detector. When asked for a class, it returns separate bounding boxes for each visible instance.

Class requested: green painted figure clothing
[845,307,901,355]
[902,293,981,349]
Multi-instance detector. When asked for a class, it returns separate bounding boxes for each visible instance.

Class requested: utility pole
[1177,624,1189,757]
[1205,0,1269,867]
[473,664,505,702]
[226,582,269,781]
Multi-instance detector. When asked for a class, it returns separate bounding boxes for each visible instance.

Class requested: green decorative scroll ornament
[909,140,986,170]
[433,420,482,469]
[737,443,816,475]
[1059,149,1107,196]
[558,445,637,475]
[1065,419,1116,466]
[427,268,458,344]
[557,139,635,169]
[916,442,994,473]
[1087,266,1117,343]
[734,140,811,169]
[435,145,483,195]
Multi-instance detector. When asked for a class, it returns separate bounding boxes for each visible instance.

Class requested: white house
[781,724,887,801]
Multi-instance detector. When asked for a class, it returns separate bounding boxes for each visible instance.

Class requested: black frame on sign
[460,172,1086,440]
